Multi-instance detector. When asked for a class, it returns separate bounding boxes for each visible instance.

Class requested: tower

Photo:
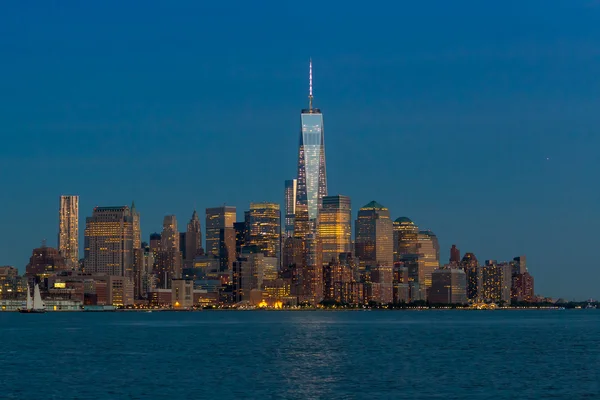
[205,206,236,256]
[161,215,179,252]
[245,202,281,265]
[58,195,79,269]
[185,210,203,261]
[295,59,327,234]
[131,201,141,250]
[318,195,352,265]
[84,206,134,276]
[355,201,393,266]
[284,179,297,238]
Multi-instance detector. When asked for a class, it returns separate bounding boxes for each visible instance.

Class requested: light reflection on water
[0,310,599,399]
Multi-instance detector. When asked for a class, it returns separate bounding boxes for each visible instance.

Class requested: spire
[309,58,313,110]
[131,200,136,211]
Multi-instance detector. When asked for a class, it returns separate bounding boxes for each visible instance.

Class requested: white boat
[19,283,46,314]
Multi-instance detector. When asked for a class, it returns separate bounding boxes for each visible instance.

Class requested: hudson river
[1,310,599,399]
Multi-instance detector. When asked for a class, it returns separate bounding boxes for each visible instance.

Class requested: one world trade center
[295,60,327,236]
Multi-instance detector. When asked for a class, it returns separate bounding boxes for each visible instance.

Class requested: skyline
[2,1,600,300]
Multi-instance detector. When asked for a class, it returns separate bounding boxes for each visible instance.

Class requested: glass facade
[205,206,236,256]
[284,179,297,238]
[59,195,79,268]
[245,202,281,265]
[354,201,393,266]
[296,110,327,229]
[319,195,352,264]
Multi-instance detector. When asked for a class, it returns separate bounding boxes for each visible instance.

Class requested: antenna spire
[309,58,313,110]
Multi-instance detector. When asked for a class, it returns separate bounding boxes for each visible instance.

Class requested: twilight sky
[1,1,599,300]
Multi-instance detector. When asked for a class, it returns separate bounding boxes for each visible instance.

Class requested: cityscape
[0,61,563,312]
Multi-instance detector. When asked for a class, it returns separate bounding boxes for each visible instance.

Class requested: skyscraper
[393,217,419,262]
[355,201,394,266]
[284,179,297,238]
[161,215,179,252]
[185,210,203,261]
[417,231,440,290]
[206,206,236,256]
[295,60,327,233]
[450,244,461,264]
[319,195,352,264]
[58,195,79,269]
[131,201,141,250]
[245,202,281,264]
[84,206,134,276]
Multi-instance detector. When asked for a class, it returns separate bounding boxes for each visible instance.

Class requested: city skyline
[1,2,599,300]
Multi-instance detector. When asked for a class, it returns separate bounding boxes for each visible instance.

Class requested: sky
[1,1,599,300]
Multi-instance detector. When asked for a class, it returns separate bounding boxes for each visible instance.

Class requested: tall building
[393,217,419,262]
[355,201,393,266]
[429,268,468,304]
[84,206,134,277]
[417,231,440,290]
[219,227,236,273]
[206,206,236,256]
[284,179,297,238]
[161,215,179,252]
[58,195,79,268]
[450,244,460,264]
[26,244,68,279]
[480,260,512,303]
[295,60,327,232]
[461,252,480,300]
[319,195,352,265]
[186,210,203,261]
[131,201,141,250]
[245,202,281,264]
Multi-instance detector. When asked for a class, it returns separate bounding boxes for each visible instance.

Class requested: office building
[131,201,141,250]
[450,244,460,264]
[58,195,79,268]
[393,217,419,262]
[284,179,297,238]
[185,210,203,262]
[429,268,468,304]
[245,202,281,264]
[355,201,393,266]
[206,206,236,256]
[84,206,134,277]
[319,195,352,265]
[295,60,327,232]
[417,231,440,290]
[161,215,179,252]
[461,252,480,300]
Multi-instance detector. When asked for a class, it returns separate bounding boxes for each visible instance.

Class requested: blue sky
[1,1,599,299]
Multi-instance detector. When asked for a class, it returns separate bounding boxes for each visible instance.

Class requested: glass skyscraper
[284,179,297,238]
[295,60,327,234]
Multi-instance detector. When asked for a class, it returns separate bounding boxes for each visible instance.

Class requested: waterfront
[1,311,599,399]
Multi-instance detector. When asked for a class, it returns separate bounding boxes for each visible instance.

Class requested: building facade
[295,60,327,231]
[84,206,134,277]
[185,210,203,262]
[58,195,79,269]
[355,201,393,267]
[245,202,281,264]
[319,195,352,265]
[393,217,419,262]
[284,179,297,238]
[429,268,468,304]
[205,206,236,257]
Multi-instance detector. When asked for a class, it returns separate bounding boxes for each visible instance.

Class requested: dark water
[1,310,599,399]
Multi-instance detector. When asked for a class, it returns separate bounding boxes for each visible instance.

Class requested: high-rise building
[417,231,440,290]
[319,195,352,265]
[219,227,236,273]
[450,244,460,264]
[245,202,281,264]
[186,210,203,261]
[84,206,134,277]
[355,201,393,266]
[284,179,297,238]
[161,215,179,252]
[26,244,68,279]
[205,206,236,256]
[512,271,535,303]
[480,260,512,303]
[461,252,480,300]
[58,195,79,268]
[131,201,141,250]
[149,233,161,254]
[295,60,327,232]
[393,217,419,262]
[429,268,468,304]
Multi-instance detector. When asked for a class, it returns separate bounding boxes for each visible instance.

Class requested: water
[1,310,599,399]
